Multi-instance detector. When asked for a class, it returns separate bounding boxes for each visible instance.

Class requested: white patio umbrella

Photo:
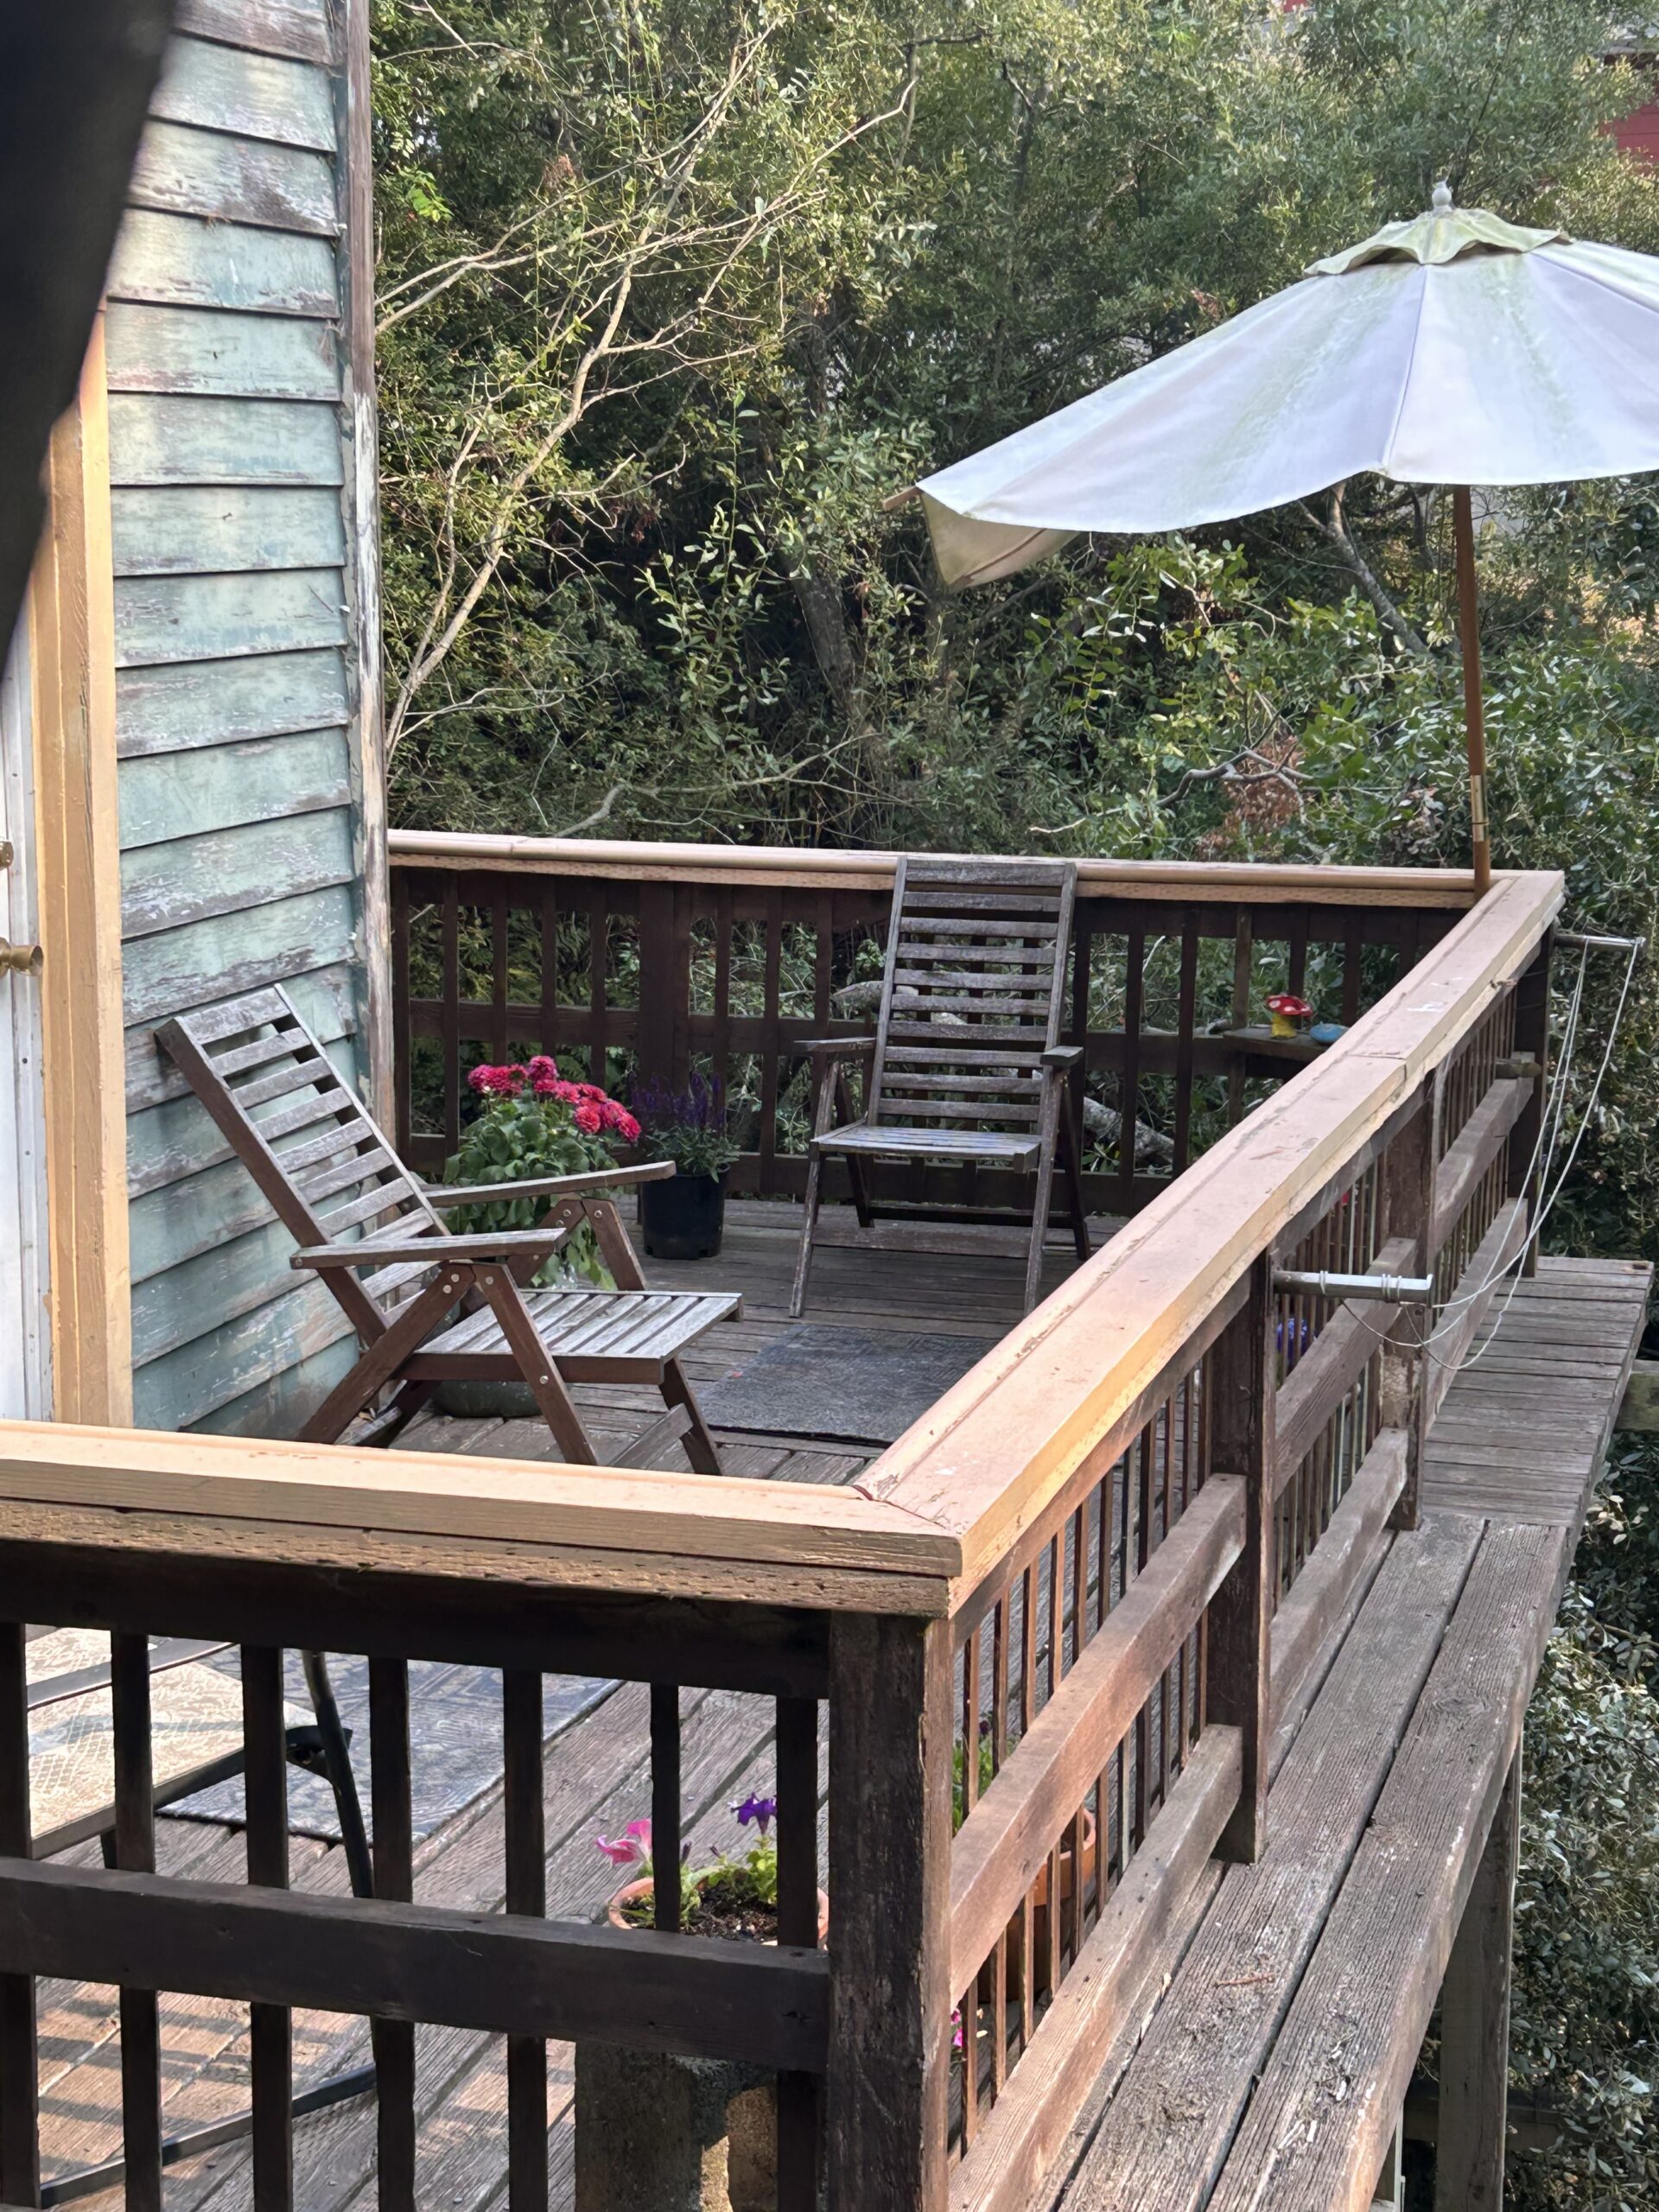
[901,184,1659,894]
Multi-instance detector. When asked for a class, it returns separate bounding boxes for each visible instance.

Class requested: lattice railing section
[945,1344,1219,2159]
[387,841,1456,1211]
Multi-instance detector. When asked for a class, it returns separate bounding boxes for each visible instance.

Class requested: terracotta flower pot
[978,1811,1097,2005]
[607,1873,830,1948]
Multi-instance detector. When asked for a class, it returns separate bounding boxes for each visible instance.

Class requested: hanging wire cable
[1453,934,1640,1371]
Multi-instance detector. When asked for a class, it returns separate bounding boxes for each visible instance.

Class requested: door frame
[0,618,50,1417]
[27,312,132,1426]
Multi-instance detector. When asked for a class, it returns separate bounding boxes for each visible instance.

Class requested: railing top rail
[0,1421,961,1614]
[387,828,1483,908]
[860,868,1563,1587]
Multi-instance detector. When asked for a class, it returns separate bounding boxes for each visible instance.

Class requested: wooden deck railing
[387,831,1476,1211]
[0,856,1560,2212]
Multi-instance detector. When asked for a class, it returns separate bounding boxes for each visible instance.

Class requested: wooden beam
[336,0,391,1124]
[1269,1428,1408,1738]
[0,1858,827,2069]
[1274,1238,1416,1493]
[0,1419,960,1611]
[827,1612,953,2212]
[1423,1198,1529,1431]
[1434,1747,1521,2211]
[1431,1078,1531,1255]
[1616,1359,1659,1432]
[28,315,132,1425]
[387,828,1486,908]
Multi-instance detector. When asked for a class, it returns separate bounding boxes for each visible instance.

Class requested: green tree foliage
[372,3,1659,2196]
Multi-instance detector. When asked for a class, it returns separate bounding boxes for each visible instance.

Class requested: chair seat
[812,1122,1044,1167]
[415,1287,741,1380]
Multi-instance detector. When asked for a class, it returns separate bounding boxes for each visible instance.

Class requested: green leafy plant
[952,1726,997,1834]
[442,1057,640,1284]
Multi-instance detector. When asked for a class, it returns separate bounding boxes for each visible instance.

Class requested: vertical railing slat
[1206,1252,1275,1863]
[650,1682,682,1934]
[1117,925,1144,1213]
[776,1695,821,2212]
[244,1644,294,2212]
[0,1622,39,2209]
[111,1632,162,2212]
[370,1656,416,2209]
[503,1668,547,2212]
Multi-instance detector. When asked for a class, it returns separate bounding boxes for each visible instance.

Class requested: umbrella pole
[1452,486,1492,899]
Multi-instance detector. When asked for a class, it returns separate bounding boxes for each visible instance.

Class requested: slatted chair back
[158,988,448,1345]
[866,856,1077,1134]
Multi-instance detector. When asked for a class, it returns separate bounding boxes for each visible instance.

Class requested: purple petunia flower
[732,1794,777,1835]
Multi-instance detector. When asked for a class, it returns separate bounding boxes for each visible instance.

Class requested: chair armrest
[292,1230,572,1269]
[1042,1046,1084,1071]
[425,1161,674,1207]
[802,1036,876,1065]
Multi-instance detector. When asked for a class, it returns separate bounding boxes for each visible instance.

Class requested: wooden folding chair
[791,856,1091,1318]
[159,988,739,1470]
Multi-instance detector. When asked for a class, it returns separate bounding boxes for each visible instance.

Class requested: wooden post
[1452,486,1492,900]
[29,312,132,1426]
[1434,1746,1521,2212]
[1507,934,1553,1276]
[1381,1075,1440,1531]
[825,1613,952,2212]
[1205,1251,1274,1862]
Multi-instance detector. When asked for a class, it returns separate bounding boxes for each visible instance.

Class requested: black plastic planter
[640,1170,726,1260]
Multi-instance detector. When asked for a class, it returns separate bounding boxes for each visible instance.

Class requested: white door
[0,622,50,1417]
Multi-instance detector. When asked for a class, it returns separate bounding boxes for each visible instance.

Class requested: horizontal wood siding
[111,0,375,1435]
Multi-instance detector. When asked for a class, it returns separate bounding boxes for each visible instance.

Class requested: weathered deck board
[1420,1261,1649,1529]
[1205,1521,1564,2211]
[1053,1514,1481,2212]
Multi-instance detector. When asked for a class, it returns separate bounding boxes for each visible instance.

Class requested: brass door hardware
[0,939,42,976]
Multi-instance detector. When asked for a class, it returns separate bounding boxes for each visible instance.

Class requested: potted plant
[434,1056,640,1414]
[630,1072,740,1260]
[956,1722,1095,2002]
[583,1799,825,2211]
[597,1798,829,1945]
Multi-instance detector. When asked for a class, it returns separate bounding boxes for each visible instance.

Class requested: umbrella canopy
[918,187,1659,589]
[908,184,1659,897]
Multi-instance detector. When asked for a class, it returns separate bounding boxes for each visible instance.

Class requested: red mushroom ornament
[1265,992,1313,1039]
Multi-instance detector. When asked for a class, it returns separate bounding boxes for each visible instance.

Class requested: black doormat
[701,1325,1000,1446]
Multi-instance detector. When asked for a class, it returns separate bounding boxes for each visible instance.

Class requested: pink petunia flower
[594,1818,652,1868]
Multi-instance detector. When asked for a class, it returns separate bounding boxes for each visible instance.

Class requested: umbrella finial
[1432,179,1453,211]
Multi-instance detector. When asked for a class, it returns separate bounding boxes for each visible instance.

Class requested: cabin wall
[111,0,387,1436]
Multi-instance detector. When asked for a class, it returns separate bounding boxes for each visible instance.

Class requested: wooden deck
[395,1195,1113,1478]
[1039,1255,1650,2212]
[27,1236,1643,2212]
